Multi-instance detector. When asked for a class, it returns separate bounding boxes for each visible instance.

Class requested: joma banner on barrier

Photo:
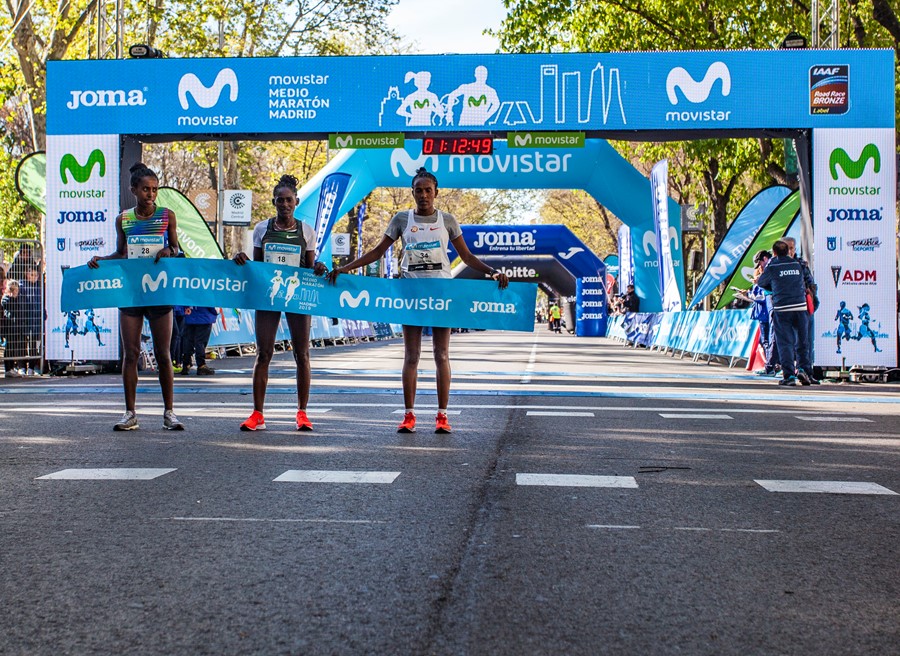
[61,258,537,332]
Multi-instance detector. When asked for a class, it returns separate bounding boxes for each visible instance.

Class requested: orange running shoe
[296,410,313,431]
[435,412,452,434]
[397,411,416,433]
[240,410,266,431]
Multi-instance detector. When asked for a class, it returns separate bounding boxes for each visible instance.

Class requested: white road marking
[36,468,176,480]
[526,411,595,417]
[755,480,898,495]
[516,473,638,488]
[586,524,641,530]
[521,337,539,384]
[274,470,400,484]
[659,413,733,419]
[164,517,385,524]
[392,409,461,415]
[794,416,872,422]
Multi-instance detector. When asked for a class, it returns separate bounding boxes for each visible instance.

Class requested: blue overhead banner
[60,258,536,332]
[47,50,894,136]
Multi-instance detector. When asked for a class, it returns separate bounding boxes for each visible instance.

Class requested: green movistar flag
[715,191,800,309]
[15,152,47,214]
[157,187,224,259]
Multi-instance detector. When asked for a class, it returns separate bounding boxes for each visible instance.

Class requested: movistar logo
[141,271,168,293]
[339,290,370,308]
[642,227,679,256]
[514,134,532,147]
[178,69,239,110]
[468,95,487,107]
[413,99,430,109]
[336,135,353,148]
[666,62,731,104]
[558,247,584,260]
[706,254,733,279]
[829,144,880,180]
[389,149,439,178]
[60,150,106,184]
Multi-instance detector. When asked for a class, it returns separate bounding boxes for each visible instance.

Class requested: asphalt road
[1,329,898,655]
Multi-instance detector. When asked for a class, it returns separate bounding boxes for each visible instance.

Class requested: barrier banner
[611,310,758,360]
[61,258,537,331]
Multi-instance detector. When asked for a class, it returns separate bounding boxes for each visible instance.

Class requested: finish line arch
[44,49,897,367]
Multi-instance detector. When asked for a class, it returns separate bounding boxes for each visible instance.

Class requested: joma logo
[666,62,731,105]
[178,69,239,110]
[60,150,106,184]
[472,231,536,250]
[67,89,146,109]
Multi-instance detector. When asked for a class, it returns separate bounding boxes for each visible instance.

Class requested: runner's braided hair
[412,167,438,189]
[274,174,299,196]
[129,162,158,188]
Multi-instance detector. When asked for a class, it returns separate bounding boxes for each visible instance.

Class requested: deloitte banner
[45,134,121,362]
[47,50,893,136]
[813,128,897,367]
[61,259,537,332]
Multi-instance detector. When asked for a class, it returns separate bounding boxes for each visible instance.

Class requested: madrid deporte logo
[829,144,880,180]
[665,62,731,105]
[60,150,106,184]
[178,69,239,110]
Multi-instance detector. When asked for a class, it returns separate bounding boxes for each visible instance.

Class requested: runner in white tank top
[328,167,509,434]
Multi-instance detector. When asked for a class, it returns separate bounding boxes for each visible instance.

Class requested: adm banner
[61,258,537,332]
[813,128,897,367]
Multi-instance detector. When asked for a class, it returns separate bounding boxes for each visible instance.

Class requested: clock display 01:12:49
[421,136,493,155]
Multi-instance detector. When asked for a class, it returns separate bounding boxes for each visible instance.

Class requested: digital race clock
[422,136,494,155]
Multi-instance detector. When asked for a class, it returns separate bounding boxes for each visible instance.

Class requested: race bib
[127,235,165,259]
[264,242,303,267]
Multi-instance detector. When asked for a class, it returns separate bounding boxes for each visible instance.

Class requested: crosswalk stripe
[754,480,898,495]
[36,468,177,480]
[794,416,872,422]
[516,473,638,488]
[659,413,733,419]
[526,411,595,417]
[274,470,400,484]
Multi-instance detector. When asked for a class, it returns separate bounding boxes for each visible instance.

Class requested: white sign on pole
[813,128,897,367]
[332,233,351,255]
[222,190,252,226]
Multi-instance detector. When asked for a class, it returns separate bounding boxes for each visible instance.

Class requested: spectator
[622,284,640,313]
[19,266,43,376]
[783,236,817,371]
[2,280,25,377]
[736,250,777,376]
[8,243,40,283]
[181,307,218,375]
[549,302,562,332]
[757,240,815,386]
[171,305,186,374]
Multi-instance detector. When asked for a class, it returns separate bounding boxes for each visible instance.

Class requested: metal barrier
[1,239,44,378]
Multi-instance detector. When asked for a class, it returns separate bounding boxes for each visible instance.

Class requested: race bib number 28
[127,235,165,259]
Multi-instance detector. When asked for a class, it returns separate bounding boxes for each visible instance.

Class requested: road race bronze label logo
[810,66,848,115]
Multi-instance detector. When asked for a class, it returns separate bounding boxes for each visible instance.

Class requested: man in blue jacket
[756,240,815,386]
[180,307,218,376]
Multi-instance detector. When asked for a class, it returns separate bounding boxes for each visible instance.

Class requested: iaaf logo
[178,69,239,109]
[666,62,731,104]
[67,88,146,110]
[390,149,439,177]
[60,150,105,184]
[829,144,880,180]
[472,230,536,251]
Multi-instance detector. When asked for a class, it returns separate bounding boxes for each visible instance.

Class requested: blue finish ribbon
[61,259,537,332]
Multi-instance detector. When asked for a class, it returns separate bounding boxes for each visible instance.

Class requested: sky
[386,0,508,54]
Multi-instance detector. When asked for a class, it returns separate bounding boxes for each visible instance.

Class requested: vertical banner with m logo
[313,172,352,258]
[813,128,897,367]
[650,160,682,311]
[46,134,121,361]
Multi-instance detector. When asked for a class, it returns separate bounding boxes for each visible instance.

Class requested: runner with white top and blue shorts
[327,167,508,434]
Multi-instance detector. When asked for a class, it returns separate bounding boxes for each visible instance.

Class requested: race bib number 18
[264,242,303,267]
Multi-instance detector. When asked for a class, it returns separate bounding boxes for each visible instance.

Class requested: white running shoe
[163,410,185,431]
[114,411,139,431]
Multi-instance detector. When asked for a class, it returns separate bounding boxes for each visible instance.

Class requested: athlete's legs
[431,327,452,410]
[147,311,174,410]
[119,313,144,412]
[252,310,281,412]
[402,325,423,410]
[285,313,312,409]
